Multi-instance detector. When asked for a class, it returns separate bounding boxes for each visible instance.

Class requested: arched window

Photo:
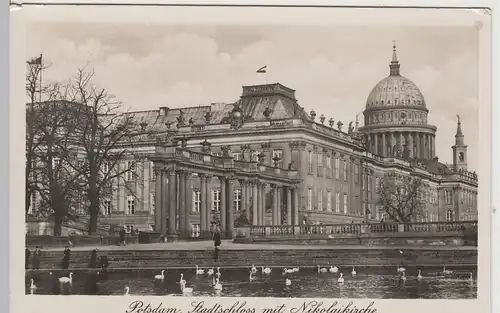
[459,152,465,162]
[446,209,454,222]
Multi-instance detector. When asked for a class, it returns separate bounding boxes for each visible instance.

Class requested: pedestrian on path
[25,247,31,270]
[32,246,41,270]
[213,225,221,250]
[119,227,126,246]
[61,245,71,270]
[88,248,98,268]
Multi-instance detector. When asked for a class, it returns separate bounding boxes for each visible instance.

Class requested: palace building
[27,44,478,238]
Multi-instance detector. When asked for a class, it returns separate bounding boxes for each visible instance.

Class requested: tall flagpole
[39,54,43,103]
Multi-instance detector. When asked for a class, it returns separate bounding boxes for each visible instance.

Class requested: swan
[285,278,291,286]
[261,266,272,274]
[179,273,186,284]
[351,267,357,277]
[399,250,403,254]
[292,267,300,272]
[400,272,407,282]
[318,265,328,273]
[29,279,36,295]
[329,266,338,273]
[154,270,165,281]
[124,286,130,295]
[397,265,406,273]
[417,270,423,280]
[213,278,222,290]
[196,265,205,275]
[249,271,256,281]
[180,280,193,294]
[443,266,453,275]
[251,265,257,274]
[283,268,294,275]
[207,268,215,276]
[59,272,73,285]
[337,273,344,283]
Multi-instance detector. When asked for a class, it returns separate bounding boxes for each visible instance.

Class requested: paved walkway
[42,240,478,252]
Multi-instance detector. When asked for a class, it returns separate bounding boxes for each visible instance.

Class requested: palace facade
[28,44,478,238]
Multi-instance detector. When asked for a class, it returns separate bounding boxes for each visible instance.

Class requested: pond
[25,265,477,299]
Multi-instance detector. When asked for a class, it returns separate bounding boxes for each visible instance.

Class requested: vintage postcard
[10,3,492,313]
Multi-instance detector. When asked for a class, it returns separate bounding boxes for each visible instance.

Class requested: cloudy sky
[26,23,479,169]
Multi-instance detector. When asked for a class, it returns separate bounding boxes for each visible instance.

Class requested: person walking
[61,245,71,270]
[25,247,31,270]
[32,246,41,270]
[119,226,126,246]
[213,225,221,250]
[88,248,98,269]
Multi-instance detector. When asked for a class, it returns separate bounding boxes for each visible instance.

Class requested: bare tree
[67,68,144,235]
[376,173,426,222]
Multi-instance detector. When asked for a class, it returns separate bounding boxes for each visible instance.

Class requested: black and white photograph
[12,4,491,310]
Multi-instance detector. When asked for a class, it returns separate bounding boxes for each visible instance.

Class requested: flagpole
[39,54,43,103]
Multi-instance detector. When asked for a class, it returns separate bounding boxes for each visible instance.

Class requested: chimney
[159,106,169,116]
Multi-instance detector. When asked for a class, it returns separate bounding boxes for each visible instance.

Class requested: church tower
[452,115,468,170]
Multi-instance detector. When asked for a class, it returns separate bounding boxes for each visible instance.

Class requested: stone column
[373,133,378,155]
[161,170,169,234]
[292,186,299,225]
[200,174,207,237]
[239,179,248,219]
[415,133,420,158]
[178,171,186,238]
[286,187,292,225]
[226,178,234,238]
[381,133,387,157]
[271,184,279,225]
[252,180,258,225]
[277,187,282,224]
[260,183,266,225]
[219,177,227,234]
[205,175,212,232]
[154,168,162,232]
[167,170,178,242]
[399,132,404,154]
[408,132,414,158]
[256,182,262,225]
[185,172,192,237]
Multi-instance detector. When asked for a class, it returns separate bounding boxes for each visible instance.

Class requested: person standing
[88,248,98,269]
[32,247,41,270]
[25,247,31,270]
[119,227,126,246]
[213,225,221,250]
[61,245,71,270]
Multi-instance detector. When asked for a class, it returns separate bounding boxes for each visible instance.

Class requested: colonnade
[153,167,300,241]
[365,131,435,159]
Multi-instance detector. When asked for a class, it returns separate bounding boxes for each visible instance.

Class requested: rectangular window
[326,191,332,211]
[335,159,340,179]
[233,189,241,211]
[343,193,348,214]
[317,190,323,211]
[102,199,111,215]
[191,224,201,238]
[307,188,312,210]
[355,164,359,184]
[212,189,221,212]
[308,151,313,173]
[272,149,283,167]
[343,160,348,181]
[335,192,340,213]
[126,161,136,181]
[126,196,135,215]
[232,152,242,161]
[193,190,201,212]
[445,190,453,205]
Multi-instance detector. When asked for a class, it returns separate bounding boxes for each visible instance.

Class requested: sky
[26,23,479,170]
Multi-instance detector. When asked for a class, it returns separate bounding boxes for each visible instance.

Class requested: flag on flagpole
[27,55,42,65]
[256,65,267,73]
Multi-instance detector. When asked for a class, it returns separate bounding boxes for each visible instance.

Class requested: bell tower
[452,114,467,170]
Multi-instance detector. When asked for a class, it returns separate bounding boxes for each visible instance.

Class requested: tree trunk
[88,195,99,235]
[53,214,63,236]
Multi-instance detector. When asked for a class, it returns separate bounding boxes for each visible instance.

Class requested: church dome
[365,43,426,110]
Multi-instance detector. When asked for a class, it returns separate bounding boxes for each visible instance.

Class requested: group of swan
[318,265,356,277]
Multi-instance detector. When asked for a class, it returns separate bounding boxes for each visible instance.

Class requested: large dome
[365,75,426,109]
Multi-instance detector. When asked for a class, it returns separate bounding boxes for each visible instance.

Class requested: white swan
[337,273,344,283]
[351,267,357,277]
[318,265,328,273]
[124,286,130,295]
[213,278,222,290]
[329,266,338,273]
[400,272,407,282]
[443,266,453,275]
[179,274,193,293]
[207,268,215,276]
[397,265,406,273]
[283,268,294,275]
[251,264,257,274]
[154,270,165,281]
[285,278,291,286]
[29,279,36,295]
[59,272,73,285]
[261,266,272,274]
[196,265,204,275]
[292,267,300,272]
[249,271,256,281]
[417,270,423,280]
